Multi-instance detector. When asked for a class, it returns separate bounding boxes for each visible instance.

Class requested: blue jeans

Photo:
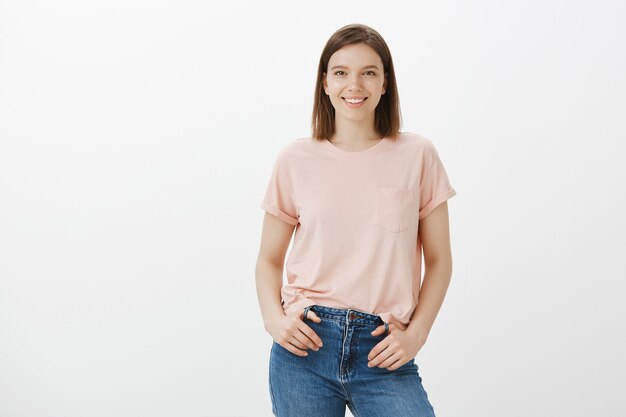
[269,304,437,416]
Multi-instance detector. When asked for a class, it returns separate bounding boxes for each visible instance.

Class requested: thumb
[307,311,323,322]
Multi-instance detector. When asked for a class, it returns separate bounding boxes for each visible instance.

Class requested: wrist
[406,322,429,343]
[263,310,286,330]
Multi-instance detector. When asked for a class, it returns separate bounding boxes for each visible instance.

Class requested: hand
[367,323,426,370]
[265,309,324,357]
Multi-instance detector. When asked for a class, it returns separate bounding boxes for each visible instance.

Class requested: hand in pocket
[266,308,324,357]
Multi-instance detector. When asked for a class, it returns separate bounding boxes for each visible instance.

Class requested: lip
[342,97,368,108]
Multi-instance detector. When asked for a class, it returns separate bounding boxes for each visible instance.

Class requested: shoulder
[274,136,315,161]
[393,131,440,162]
[278,136,311,152]
[396,131,437,152]
[268,136,313,171]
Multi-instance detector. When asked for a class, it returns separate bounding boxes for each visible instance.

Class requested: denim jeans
[268,304,437,416]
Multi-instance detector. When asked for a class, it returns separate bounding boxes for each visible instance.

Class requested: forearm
[406,260,452,341]
[255,259,286,330]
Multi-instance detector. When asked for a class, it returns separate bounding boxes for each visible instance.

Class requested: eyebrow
[329,65,380,71]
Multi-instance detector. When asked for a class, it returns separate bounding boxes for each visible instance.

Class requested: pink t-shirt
[260,131,457,330]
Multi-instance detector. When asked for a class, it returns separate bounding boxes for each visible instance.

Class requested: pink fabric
[260,132,456,330]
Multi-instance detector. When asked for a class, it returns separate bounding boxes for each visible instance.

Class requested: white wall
[1,1,624,416]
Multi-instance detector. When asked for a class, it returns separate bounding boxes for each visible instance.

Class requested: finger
[388,357,408,371]
[367,338,390,361]
[292,331,318,352]
[367,341,390,365]
[298,323,324,349]
[290,332,318,353]
[308,311,323,323]
[288,333,309,350]
[378,351,403,369]
[369,350,396,368]
[283,340,309,357]
[370,324,386,336]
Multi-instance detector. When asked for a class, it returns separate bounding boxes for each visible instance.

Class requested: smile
[342,97,367,108]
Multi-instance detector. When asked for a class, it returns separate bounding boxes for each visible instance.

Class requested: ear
[322,72,328,94]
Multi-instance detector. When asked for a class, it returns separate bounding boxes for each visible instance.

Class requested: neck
[331,115,380,145]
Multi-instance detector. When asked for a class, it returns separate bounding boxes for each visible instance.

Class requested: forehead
[328,43,383,69]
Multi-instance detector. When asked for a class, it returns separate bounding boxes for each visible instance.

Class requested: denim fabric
[269,304,436,416]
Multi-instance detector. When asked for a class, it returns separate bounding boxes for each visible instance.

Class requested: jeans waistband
[307,304,385,326]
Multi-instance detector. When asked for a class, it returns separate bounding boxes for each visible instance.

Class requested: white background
[1,1,625,416]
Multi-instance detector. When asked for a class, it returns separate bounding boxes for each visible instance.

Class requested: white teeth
[345,98,365,104]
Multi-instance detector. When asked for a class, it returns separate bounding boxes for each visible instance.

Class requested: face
[322,43,388,123]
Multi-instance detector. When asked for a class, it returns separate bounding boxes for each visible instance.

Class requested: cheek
[327,81,342,92]
[366,80,384,90]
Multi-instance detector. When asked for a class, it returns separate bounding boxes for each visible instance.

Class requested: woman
[256,23,456,417]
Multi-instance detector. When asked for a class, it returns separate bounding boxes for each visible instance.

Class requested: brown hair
[311,23,402,141]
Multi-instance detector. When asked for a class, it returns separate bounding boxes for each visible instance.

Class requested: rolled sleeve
[260,151,299,225]
[419,149,457,220]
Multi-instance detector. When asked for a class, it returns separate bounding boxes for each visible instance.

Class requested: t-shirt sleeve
[260,150,299,225]
[419,148,457,220]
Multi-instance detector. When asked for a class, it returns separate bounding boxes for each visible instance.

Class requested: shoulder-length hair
[311,23,402,142]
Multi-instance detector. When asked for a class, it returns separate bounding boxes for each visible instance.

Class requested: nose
[347,72,363,91]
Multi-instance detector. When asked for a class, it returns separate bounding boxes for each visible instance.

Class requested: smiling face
[322,43,388,125]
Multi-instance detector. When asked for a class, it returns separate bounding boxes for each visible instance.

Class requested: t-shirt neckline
[320,136,390,158]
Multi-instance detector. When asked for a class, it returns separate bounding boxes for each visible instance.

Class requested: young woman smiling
[256,23,456,417]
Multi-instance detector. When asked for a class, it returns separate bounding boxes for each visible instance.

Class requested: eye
[365,71,376,76]
[334,71,345,76]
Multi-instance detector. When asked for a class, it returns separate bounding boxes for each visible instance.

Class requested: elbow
[424,254,453,275]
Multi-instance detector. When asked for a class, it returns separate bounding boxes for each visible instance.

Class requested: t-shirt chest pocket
[374,187,417,233]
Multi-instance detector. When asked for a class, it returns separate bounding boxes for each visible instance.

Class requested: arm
[255,212,296,330]
[256,212,324,355]
[406,201,454,343]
